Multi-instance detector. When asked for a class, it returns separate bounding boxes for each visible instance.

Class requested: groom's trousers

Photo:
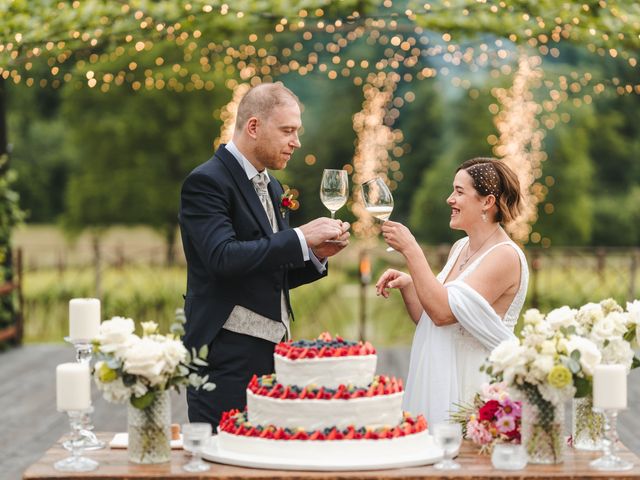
[186,329,276,430]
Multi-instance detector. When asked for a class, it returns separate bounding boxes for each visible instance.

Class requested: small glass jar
[491,443,527,470]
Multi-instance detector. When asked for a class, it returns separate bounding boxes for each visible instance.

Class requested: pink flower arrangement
[452,382,521,453]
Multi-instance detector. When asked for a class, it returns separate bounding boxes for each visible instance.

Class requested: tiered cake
[217,333,432,462]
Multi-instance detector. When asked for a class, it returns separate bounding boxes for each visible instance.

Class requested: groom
[179,82,350,428]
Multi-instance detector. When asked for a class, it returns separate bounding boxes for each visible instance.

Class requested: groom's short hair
[235,83,300,131]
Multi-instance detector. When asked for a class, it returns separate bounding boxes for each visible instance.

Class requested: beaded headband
[465,163,501,198]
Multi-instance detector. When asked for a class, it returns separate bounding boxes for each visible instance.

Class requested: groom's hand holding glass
[299,217,351,259]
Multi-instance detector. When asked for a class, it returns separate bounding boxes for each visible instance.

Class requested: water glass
[432,422,462,470]
[182,422,212,472]
[491,443,527,470]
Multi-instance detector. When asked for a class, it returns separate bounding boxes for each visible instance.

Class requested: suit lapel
[217,146,274,235]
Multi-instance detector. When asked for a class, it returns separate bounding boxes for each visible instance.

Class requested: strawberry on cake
[214,333,434,467]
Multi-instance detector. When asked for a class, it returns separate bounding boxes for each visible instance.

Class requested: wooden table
[23,433,640,479]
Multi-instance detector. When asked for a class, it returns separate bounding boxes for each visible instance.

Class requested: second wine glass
[361,177,394,251]
[320,169,348,219]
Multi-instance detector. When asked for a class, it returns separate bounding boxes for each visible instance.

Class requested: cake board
[201,435,448,471]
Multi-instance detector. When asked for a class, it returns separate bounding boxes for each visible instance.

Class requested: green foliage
[59,81,225,252]
[535,105,595,245]
[0,154,25,332]
[409,86,496,243]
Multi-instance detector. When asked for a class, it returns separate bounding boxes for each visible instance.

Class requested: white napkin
[109,432,183,449]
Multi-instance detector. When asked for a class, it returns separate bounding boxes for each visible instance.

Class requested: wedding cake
[216,333,432,463]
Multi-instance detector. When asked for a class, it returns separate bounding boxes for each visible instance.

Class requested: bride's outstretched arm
[381,221,457,326]
[375,269,422,324]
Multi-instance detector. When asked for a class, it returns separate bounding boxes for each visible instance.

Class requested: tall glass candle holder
[63,336,105,451]
[54,410,99,472]
[65,298,104,450]
[55,363,99,472]
[589,364,633,471]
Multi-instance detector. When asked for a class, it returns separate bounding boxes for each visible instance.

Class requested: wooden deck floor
[1,344,639,480]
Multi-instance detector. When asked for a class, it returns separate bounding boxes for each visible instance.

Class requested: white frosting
[217,428,433,461]
[247,390,403,430]
[274,354,377,388]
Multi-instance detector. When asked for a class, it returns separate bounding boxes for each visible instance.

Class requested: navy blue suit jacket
[178,145,327,351]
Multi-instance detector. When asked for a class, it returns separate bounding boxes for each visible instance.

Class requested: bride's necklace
[459,226,501,271]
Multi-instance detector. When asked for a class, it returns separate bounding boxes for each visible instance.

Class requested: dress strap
[437,237,469,282]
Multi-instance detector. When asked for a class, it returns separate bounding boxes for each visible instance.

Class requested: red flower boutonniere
[279,187,300,217]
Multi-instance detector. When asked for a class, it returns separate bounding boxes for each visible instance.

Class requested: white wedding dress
[402,238,529,426]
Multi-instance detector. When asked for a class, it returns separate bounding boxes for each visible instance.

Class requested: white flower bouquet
[485,307,601,463]
[92,313,214,408]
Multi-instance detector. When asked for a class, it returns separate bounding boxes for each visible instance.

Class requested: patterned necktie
[251,172,278,232]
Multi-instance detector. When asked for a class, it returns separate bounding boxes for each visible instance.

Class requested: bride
[375,157,529,426]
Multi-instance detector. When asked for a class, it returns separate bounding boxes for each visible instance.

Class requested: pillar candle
[56,363,91,412]
[593,364,627,409]
[69,298,101,341]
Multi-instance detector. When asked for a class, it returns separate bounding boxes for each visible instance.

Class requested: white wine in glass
[361,177,395,251]
[320,169,348,219]
[365,205,393,221]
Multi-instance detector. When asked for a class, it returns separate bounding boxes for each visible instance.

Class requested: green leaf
[567,358,581,374]
[623,329,635,343]
[198,344,208,359]
[570,349,581,362]
[130,391,156,410]
[632,356,640,370]
[192,357,208,367]
[574,376,591,398]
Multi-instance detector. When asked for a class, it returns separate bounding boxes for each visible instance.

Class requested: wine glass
[320,169,348,219]
[432,422,462,470]
[182,423,212,472]
[361,177,394,251]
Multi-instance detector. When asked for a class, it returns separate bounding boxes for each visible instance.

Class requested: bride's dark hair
[457,157,522,224]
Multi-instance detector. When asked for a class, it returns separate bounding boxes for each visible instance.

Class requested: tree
[61,82,227,264]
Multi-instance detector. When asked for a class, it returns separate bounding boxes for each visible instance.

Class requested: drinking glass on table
[182,422,212,472]
[361,177,394,251]
[432,422,462,470]
[320,169,348,219]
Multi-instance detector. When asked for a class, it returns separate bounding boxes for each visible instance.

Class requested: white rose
[540,340,557,356]
[96,317,136,354]
[162,338,188,371]
[601,338,634,371]
[489,339,524,371]
[565,335,601,376]
[591,313,628,343]
[626,300,640,324]
[530,354,555,381]
[575,302,603,334]
[123,337,167,386]
[140,321,159,336]
[523,309,545,326]
[546,306,578,330]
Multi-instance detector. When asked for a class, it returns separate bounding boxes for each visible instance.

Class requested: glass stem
[330,210,335,219]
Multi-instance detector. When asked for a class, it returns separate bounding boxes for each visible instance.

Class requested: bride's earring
[481,210,488,222]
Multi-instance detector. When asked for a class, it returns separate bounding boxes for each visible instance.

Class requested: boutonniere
[279,186,299,217]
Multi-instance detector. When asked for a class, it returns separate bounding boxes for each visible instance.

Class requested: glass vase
[127,390,171,464]
[572,395,604,451]
[521,397,565,464]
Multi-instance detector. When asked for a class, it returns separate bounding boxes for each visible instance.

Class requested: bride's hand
[375,268,412,298]
[380,221,417,254]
